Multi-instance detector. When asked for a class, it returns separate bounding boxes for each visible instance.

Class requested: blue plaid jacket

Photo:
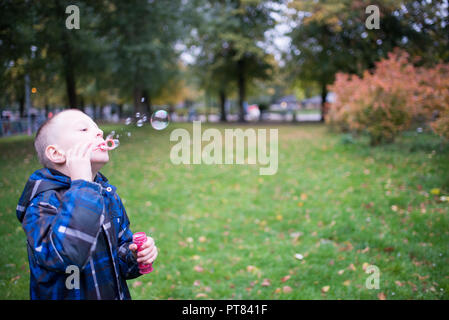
[16,168,142,300]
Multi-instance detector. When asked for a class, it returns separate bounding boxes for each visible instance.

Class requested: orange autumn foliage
[327,49,449,145]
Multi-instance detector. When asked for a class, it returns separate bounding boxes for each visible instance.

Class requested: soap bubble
[142,115,148,122]
[127,132,131,137]
[136,112,141,118]
[150,110,169,130]
[137,119,144,127]
[125,117,132,125]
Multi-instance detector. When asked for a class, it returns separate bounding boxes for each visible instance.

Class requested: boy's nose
[96,129,104,138]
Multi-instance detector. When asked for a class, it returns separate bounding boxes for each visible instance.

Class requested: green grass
[1,123,448,300]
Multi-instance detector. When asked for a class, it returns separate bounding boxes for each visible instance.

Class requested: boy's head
[34,109,109,171]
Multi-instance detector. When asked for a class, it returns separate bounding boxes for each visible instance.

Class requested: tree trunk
[118,104,123,119]
[19,94,25,118]
[79,95,85,112]
[99,105,104,120]
[133,86,144,115]
[62,39,77,109]
[219,89,227,122]
[237,58,246,122]
[45,101,50,118]
[320,82,328,122]
[142,90,152,115]
[92,102,97,120]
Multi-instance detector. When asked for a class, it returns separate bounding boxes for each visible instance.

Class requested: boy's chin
[91,153,109,165]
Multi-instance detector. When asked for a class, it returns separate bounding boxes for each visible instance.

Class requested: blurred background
[0,0,446,136]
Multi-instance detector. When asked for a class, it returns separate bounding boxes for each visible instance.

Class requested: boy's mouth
[93,141,108,152]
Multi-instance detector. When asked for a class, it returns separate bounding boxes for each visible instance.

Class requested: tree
[99,0,188,115]
[286,0,444,121]
[191,0,277,122]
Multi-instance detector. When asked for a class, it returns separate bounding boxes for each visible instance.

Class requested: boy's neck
[51,165,100,182]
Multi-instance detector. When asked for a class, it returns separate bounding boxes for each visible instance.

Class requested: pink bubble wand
[92,138,120,152]
[133,232,153,274]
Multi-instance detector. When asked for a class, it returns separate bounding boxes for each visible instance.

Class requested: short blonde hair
[34,109,83,168]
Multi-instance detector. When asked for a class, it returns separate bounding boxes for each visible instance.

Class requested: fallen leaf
[261,279,271,287]
[198,236,207,243]
[194,265,204,273]
[377,292,387,300]
[193,280,200,286]
[196,293,208,298]
[283,286,292,293]
[281,275,291,282]
[431,188,440,195]
[343,280,351,286]
[321,285,330,293]
[362,262,369,271]
[348,263,356,271]
[132,281,142,288]
[338,269,345,275]
[246,265,256,272]
[414,273,429,281]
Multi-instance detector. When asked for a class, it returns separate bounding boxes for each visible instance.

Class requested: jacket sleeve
[21,180,105,272]
[115,195,142,280]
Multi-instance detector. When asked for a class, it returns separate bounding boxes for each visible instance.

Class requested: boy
[16,109,158,299]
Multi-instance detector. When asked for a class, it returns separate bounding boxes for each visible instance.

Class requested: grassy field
[1,122,448,300]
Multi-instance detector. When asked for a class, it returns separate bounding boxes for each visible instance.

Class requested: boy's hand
[65,141,94,182]
[129,236,158,265]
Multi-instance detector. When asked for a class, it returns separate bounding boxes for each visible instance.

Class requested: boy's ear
[45,145,65,164]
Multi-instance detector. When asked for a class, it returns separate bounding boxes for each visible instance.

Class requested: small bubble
[127,132,131,137]
[125,117,132,125]
[150,109,169,130]
[136,112,141,118]
[141,97,145,103]
[142,115,148,122]
[137,119,144,127]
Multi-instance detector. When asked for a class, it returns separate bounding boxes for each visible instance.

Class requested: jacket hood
[16,168,109,223]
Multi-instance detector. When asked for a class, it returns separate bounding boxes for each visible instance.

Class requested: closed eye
[80,128,88,132]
